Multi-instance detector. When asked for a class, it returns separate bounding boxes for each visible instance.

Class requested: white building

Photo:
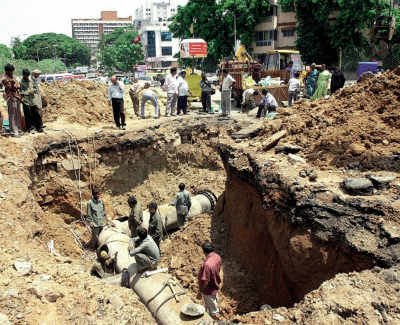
[134,0,182,68]
[72,11,133,54]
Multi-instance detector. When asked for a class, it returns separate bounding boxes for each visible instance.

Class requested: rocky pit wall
[1,115,400,324]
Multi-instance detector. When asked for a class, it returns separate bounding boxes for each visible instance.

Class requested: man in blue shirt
[108,75,126,130]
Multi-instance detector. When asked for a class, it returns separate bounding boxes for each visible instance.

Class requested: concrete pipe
[98,190,217,273]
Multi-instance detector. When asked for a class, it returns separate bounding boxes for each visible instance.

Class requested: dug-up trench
[14,122,395,323]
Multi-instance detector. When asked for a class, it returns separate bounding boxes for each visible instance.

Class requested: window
[161,46,172,56]
[147,31,156,57]
[255,30,275,46]
[282,28,295,37]
[161,31,172,41]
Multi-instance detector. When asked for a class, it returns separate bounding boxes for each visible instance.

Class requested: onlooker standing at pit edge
[164,67,179,116]
[108,75,126,130]
[220,69,235,117]
[177,71,191,115]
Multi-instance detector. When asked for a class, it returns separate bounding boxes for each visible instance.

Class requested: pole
[233,14,237,52]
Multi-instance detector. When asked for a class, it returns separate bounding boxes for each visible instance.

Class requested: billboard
[180,39,208,58]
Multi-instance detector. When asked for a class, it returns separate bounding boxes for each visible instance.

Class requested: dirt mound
[41,80,113,126]
[281,67,400,170]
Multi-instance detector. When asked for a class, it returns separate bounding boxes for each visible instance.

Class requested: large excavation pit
[27,120,395,322]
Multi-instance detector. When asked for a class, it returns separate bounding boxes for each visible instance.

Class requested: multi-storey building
[251,1,297,62]
[134,0,182,68]
[71,11,133,54]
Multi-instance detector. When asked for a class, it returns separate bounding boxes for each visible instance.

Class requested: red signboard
[180,39,208,58]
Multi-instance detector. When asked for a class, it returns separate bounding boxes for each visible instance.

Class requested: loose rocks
[343,178,374,195]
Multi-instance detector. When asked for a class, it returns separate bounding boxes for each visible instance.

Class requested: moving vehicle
[263,49,303,79]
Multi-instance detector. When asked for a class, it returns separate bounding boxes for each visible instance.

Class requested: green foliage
[99,27,144,73]
[0,57,66,75]
[279,0,391,66]
[170,0,271,69]
[0,44,12,59]
[13,33,90,66]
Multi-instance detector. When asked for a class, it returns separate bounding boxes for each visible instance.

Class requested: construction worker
[198,241,222,319]
[128,226,160,273]
[148,202,163,248]
[86,187,106,249]
[257,89,278,118]
[174,183,192,227]
[140,83,160,119]
[127,196,143,237]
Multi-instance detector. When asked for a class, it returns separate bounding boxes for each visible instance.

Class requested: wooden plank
[261,130,287,151]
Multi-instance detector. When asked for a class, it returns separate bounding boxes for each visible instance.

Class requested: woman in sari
[306,63,319,98]
[312,64,331,101]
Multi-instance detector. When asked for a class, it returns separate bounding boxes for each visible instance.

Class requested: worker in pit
[256,88,278,118]
[148,202,163,248]
[198,241,222,320]
[128,226,160,273]
[172,183,192,228]
[86,187,107,249]
[127,195,143,237]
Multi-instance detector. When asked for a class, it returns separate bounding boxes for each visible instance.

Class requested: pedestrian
[198,241,222,320]
[306,63,319,98]
[148,201,163,248]
[312,64,331,101]
[173,183,192,228]
[257,89,278,118]
[286,60,295,79]
[128,227,160,273]
[31,69,44,132]
[127,196,143,237]
[288,71,301,107]
[141,83,160,119]
[87,187,106,249]
[129,79,141,117]
[177,71,191,115]
[1,63,22,136]
[330,67,346,94]
[200,73,212,113]
[108,75,126,129]
[164,67,178,116]
[220,69,235,117]
[241,88,259,113]
[20,69,34,132]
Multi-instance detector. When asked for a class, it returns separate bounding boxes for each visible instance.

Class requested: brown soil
[41,80,113,126]
[273,68,400,170]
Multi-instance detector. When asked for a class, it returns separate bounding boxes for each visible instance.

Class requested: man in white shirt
[177,71,192,115]
[288,71,301,107]
[108,75,126,129]
[221,69,235,116]
[140,83,159,119]
[163,67,179,116]
[257,88,278,118]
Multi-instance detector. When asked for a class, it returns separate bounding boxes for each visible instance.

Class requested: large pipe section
[97,191,216,324]
[98,191,217,272]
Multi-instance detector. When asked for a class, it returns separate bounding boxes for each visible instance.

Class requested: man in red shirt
[198,241,222,319]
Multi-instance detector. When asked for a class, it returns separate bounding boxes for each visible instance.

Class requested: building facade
[251,1,297,60]
[134,0,181,68]
[71,11,133,53]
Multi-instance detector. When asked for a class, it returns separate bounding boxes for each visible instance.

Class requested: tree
[0,44,12,59]
[279,0,390,65]
[99,27,144,73]
[169,0,271,69]
[13,33,90,66]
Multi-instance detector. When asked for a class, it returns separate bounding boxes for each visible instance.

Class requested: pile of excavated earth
[1,68,400,324]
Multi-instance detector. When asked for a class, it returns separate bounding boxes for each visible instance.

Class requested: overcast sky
[0,0,188,46]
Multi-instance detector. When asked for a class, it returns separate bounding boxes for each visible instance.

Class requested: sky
[0,0,188,46]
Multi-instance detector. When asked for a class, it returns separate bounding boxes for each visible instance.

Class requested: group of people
[306,64,346,100]
[87,184,222,318]
[0,64,44,136]
[109,67,194,129]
